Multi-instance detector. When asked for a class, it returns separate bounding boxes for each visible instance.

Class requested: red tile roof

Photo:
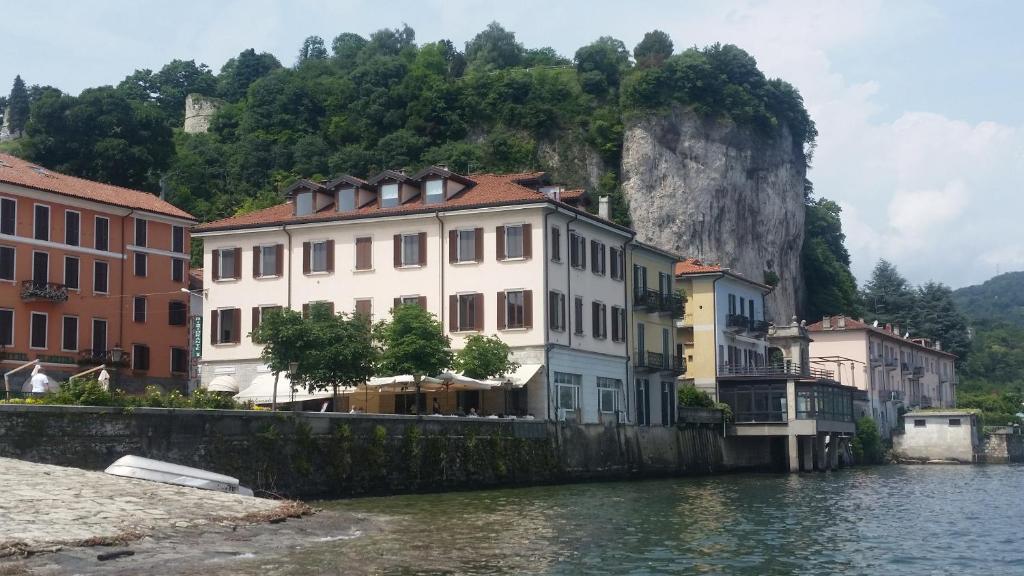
[675,258,724,275]
[807,315,957,357]
[0,153,194,220]
[194,171,603,233]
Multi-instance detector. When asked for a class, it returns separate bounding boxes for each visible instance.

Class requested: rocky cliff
[621,107,806,319]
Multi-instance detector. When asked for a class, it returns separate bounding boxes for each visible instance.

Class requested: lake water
[291,465,1024,575]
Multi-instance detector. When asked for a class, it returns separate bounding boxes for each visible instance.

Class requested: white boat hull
[105,455,255,496]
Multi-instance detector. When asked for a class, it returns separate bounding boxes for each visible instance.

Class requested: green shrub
[851,417,883,464]
[678,385,715,408]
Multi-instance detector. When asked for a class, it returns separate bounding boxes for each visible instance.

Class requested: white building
[893,410,980,463]
[192,167,637,423]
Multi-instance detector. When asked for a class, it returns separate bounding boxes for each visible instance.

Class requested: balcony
[671,355,686,375]
[632,289,660,311]
[718,363,835,381]
[725,314,750,332]
[869,354,883,366]
[658,293,684,318]
[912,366,925,377]
[20,281,68,302]
[77,349,130,368]
[749,320,771,336]
[884,357,899,370]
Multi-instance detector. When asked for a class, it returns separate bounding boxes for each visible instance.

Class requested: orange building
[0,154,195,392]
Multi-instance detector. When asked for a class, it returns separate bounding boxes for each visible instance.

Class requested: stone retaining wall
[980,430,1024,464]
[0,405,768,498]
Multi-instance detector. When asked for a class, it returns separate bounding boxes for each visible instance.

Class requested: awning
[438,371,496,391]
[205,375,239,393]
[234,373,343,404]
[502,363,543,388]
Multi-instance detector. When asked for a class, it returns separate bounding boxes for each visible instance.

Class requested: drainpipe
[283,226,293,308]
[553,210,580,422]
[712,274,721,401]
[542,207,551,422]
[434,211,445,332]
[623,236,635,424]
[119,210,134,353]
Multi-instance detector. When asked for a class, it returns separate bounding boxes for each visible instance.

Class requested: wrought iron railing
[658,293,684,318]
[632,288,660,310]
[718,363,835,380]
[77,350,130,367]
[20,281,68,302]
[725,314,750,331]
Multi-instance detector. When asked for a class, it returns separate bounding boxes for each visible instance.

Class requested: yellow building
[626,242,682,426]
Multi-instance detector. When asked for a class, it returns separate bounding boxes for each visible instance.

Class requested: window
[914,419,926,428]
[302,240,333,274]
[574,296,584,335]
[64,256,79,290]
[633,264,648,294]
[598,377,621,414]
[424,179,443,204]
[132,344,150,371]
[659,272,672,296]
[172,226,185,253]
[381,183,399,208]
[355,237,372,270]
[218,248,238,279]
[168,300,187,326]
[172,259,185,283]
[549,291,566,331]
[0,309,12,347]
[338,188,356,211]
[93,261,109,293]
[592,302,607,339]
[0,197,14,235]
[95,217,109,251]
[455,229,478,263]
[610,247,623,280]
[0,246,14,281]
[636,379,651,426]
[134,218,147,247]
[555,372,581,411]
[590,240,606,275]
[133,296,147,323]
[661,382,676,426]
[62,316,78,352]
[398,295,423,307]
[134,252,147,277]
[30,312,47,349]
[354,299,372,319]
[303,301,334,318]
[611,306,626,342]
[948,418,961,427]
[32,251,48,285]
[400,233,422,267]
[214,308,239,344]
[33,205,49,241]
[503,290,526,329]
[295,192,313,215]
[504,225,524,259]
[65,211,80,246]
[171,348,188,373]
[728,294,737,315]
[250,305,281,338]
[256,245,279,277]
[91,319,107,355]
[456,293,481,332]
[551,226,561,262]
[570,232,586,269]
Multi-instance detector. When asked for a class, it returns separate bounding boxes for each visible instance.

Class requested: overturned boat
[105,455,254,497]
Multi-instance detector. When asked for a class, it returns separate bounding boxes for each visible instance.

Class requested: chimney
[837,316,846,328]
[822,316,831,329]
[885,323,892,334]
[935,340,942,351]
[598,196,610,220]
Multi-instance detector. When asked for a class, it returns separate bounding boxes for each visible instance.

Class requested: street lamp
[110,345,124,364]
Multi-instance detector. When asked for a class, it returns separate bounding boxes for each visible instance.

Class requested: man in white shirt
[29,365,49,395]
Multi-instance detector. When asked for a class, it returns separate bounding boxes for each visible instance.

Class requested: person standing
[29,365,49,396]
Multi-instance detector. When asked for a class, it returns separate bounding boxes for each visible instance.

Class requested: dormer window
[381,183,399,208]
[338,188,356,211]
[424,179,444,205]
[295,192,313,216]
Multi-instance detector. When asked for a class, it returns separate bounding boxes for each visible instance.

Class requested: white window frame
[456,292,478,332]
[33,203,50,242]
[0,244,15,282]
[456,228,477,263]
[424,179,444,204]
[399,295,421,306]
[337,187,357,212]
[91,318,108,354]
[172,225,185,254]
[309,240,329,273]
[400,233,420,267]
[64,210,81,247]
[134,251,147,277]
[61,315,79,352]
[133,296,147,323]
[93,260,109,294]
[218,248,237,280]
[504,289,526,330]
[0,308,14,347]
[597,377,622,414]
[549,290,565,332]
[172,258,185,283]
[554,372,581,411]
[170,347,189,374]
[504,224,525,260]
[31,250,49,284]
[381,183,399,208]
[0,196,16,236]
[29,311,47,350]
[94,216,110,251]
[216,308,238,344]
[63,255,80,290]
[134,217,148,247]
[258,244,278,278]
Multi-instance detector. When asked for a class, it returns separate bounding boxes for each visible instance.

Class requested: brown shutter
[210,310,218,344]
[326,240,335,272]
[302,303,310,318]
[275,244,284,276]
[252,307,260,334]
[302,242,311,274]
[524,290,533,328]
[233,248,241,280]
[211,249,220,281]
[559,294,566,331]
[474,228,483,262]
[418,296,427,309]
[497,291,506,330]
[393,234,401,267]
[496,226,505,260]
[448,230,457,263]
[449,295,457,331]
[418,232,427,265]
[473,293,484,331]
[356,237,371,270]
[232,309,241,343]
[523,223,532,259]
[394,297,401,310]
[253,246,260,277]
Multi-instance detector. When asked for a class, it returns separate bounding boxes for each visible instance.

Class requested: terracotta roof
[194,171,608,233]
[807,315,957,357]
[675,258,724,275]
[0,153,194,220]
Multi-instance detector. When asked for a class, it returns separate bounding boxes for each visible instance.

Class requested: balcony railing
[884,357,899,370]
[77,349,130,368]
[658,293,684,318]
[725,314,750,332]
[912,366,925,377]
[633,288,660,310]
[718,363,835,381]
[20,281,68,302]
[636,351,686,374]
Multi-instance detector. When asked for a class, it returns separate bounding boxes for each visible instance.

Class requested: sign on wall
[191,315,203,358]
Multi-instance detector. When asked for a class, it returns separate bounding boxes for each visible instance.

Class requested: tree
[851,417,883,464]
[152,60,217,123]
[332,32,368,62]
[910,282,971,362]
[217,48,282,101]
[454,335,519,380]
[299,304,377,408]
[250,307,308,409]
[861,259,917,330]
[574,37,631,96]
[802,196,862,319]
[633,30,673,68]
[7,75,30,133]
[297,35,329,65]
[465,22,523,72]
[375,304,453,411]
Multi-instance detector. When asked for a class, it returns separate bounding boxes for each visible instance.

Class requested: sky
[4,0,1022,289]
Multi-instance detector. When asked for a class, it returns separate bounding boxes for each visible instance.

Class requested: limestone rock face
[183,93,224,134]
[621,107,806,319]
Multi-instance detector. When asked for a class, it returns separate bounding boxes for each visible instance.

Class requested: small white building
[893,410,981,463]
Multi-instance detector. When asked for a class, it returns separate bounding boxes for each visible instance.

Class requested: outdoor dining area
[206,364,542,418]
